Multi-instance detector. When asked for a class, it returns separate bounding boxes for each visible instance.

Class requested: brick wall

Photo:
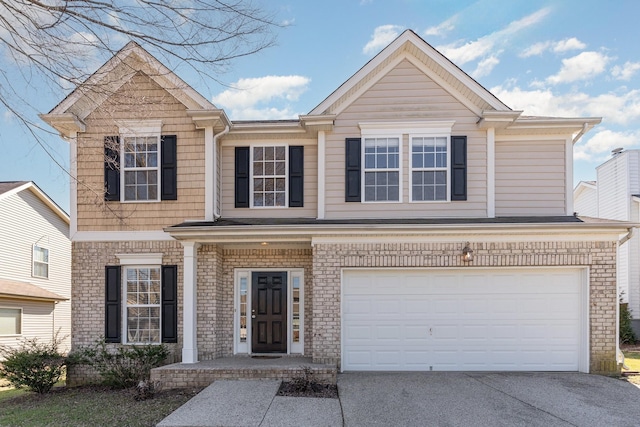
[312,240,618,374]
[69,240,183,385]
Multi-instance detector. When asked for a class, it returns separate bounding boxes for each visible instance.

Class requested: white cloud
[438,7,550,65]
[520,37,586,57]
[472,55,500,78]
[363,25,404,55]
[490,84,640,126]
[553,37,586,52]
[546,51,610,84]
[212,75,310,120]
[360,0,373,4]
[612,61,640,81]
[424,15,457,37]
[574,129,640,161]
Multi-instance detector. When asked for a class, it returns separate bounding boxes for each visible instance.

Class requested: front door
[251,272,287,353]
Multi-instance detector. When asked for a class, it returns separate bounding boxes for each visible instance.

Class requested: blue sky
[1,0,639,212]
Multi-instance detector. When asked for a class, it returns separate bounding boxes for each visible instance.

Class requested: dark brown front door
[252,272,287,353]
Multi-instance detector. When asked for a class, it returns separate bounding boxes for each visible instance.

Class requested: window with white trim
[123,136,159,201]
[252,146,287,207]
[33,245,49,278]
[363,137,400,202]
[124,266,161,344]
[411,136,450,201]
[0,308,21,335]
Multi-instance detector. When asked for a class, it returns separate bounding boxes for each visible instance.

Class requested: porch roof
[0,278,68,302]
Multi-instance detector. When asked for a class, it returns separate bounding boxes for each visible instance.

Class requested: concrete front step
[150,356,337,389]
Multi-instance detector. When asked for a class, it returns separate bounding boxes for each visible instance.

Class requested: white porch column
[181,241,199,363]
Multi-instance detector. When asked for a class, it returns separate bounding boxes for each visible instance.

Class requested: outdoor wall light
[462,242,474,262]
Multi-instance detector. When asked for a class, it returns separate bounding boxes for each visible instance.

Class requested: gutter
[212,125,230,219]
[572,122,591,144]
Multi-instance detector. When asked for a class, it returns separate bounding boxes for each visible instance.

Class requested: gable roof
[0,278,67,302]
[41,41,220,137]
[0,181,69,225]
[310,30,510,117]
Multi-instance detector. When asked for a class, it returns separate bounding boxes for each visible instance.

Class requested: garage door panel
[343,268,584,372]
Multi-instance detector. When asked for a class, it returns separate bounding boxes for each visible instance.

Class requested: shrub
[620,302,637,344]
[0,335,67,393]
[74,340,169,389]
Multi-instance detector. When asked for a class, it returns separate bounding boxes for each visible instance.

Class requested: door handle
[251,315,256,319]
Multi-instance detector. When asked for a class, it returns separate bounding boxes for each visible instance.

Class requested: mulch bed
[277,381,338,399]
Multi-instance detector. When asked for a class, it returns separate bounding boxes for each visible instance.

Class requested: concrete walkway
[157,380,342,427]
[158,372,640,427]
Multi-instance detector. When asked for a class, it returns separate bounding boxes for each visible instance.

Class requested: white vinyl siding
[597,152,632,221]
[573,185,597,217]
[324,59,487,219]
[495,139,566,216]
[0,299,56,350]
[0,189,71,351]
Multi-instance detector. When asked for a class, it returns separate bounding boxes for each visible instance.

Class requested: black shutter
[105,266,121,343]
[235,147,250,208]
[161,265,178,343]
[289,146,304,207]
[104,136,120,201]
[451,135,467,201]
[345,138,361,202]
[161,135,177,200]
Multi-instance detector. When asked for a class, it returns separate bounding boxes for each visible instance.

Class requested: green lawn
[624,352,640,372]
[0,386,201,427]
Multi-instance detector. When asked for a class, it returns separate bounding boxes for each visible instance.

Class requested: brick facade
[311,240,619,374]
[69,238,618,385]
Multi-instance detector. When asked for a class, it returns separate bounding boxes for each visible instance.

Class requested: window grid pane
[363,137,400,202]
[125,267,161,344]
[33,246,49,278]
[411,136,448,201]
[239,277,247,342]
[123,136,159,201]
[292,276,300,343]
[252,146,286,207]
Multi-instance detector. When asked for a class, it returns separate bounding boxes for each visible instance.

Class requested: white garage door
[342,268,586,372]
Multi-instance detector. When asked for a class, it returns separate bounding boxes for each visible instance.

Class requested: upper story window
[123,136,159,201]
[252,146,287,207]
[363,137,400,202]
[104,120,177,203]
[411,136,449,202]
[33,245,49,278]
[234,144,304,209]
[347,121,464,204]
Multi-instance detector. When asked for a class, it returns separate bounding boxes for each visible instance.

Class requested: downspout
[213,125,230,219]
[617,227,635,367]
[572,122,590,144]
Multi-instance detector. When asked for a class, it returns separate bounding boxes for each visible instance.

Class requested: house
[41,30,629,385]
[574,150,640,335]
[0,181,71,353]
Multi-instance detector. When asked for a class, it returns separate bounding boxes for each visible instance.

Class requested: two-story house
[41,30,628,384]
[0,181,70,353]
[574,149,640,336]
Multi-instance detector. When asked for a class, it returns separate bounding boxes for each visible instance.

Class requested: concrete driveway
[339,372,640,426]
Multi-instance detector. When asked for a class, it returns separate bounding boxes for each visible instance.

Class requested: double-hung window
[411,136,450,201]
[363,137,400,202]
[33,245,49,278]
[124,266,161,344]
[123,136,159,201]
[252,145,287,207]
[0,308,21,335]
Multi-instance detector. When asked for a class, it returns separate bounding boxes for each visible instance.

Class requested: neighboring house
[41,30,629,383]
[574,150,640,334]
[0,181,71,353]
